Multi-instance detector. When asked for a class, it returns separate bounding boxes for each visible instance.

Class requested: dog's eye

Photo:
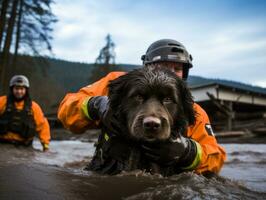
[163,97,173,104]
[135,95,144,102]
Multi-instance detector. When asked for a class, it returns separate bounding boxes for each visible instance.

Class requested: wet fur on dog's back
[88,66,196,175]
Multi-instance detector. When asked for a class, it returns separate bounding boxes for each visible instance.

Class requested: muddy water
[0,140,265,200]
[220,144,266,192]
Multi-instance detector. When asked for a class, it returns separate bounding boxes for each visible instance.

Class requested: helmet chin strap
[182,66,189,80]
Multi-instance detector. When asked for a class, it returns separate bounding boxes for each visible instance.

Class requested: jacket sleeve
[57,71,126,133]
[0,96,7,115]
[187,103,226,174]
[32,101,50,145]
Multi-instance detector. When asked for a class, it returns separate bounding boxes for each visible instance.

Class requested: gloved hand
[42,143,49,152]
[142,132,197,167]
[87,96,108,120]
[87,96,121,135]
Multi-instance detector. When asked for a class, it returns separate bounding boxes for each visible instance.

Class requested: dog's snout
[143,116,161,131]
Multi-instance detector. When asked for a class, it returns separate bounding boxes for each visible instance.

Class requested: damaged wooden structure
[188,76,266,135]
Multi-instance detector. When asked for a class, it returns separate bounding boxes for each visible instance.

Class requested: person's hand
[88,96,121,135]
[142,132,197,167]
[87,96,109,120]
[42,143,49,152]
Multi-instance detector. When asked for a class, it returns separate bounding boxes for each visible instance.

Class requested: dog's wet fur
[108,65,196,142]
[88,66,196,175]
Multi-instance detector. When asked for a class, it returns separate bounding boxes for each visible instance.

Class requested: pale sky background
[51,0,266,87]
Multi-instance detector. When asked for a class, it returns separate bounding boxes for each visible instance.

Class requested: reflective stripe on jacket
[58,71,226,174]
[0,96,50,145]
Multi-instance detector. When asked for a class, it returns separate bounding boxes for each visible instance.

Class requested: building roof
[187,75,266,96]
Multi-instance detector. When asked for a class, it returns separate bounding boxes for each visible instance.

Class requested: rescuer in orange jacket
[58,39,226,174]
[0,75,50,151]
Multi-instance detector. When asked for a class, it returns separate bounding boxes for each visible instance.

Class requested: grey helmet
[9,75,30,88]
[141,39,193,80]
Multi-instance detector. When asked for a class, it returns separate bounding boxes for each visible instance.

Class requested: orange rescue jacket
[0,96,50,145]
[58,71,226,174]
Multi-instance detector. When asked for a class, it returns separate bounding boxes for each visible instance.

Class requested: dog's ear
[177,79,196,126]
[108,74,129,113]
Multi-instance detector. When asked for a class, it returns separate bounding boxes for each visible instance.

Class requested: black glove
[88,96,120,135]
[87,96,109,120]
[142,132,197,167]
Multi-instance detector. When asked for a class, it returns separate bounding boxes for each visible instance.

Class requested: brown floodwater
[0,140,265,200]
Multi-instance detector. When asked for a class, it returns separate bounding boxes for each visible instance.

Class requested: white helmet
[9,75,30,88]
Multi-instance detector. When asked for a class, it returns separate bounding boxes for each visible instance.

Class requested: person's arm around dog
[187,104,226,174]
[141,103,226,174]
[58,71,125,133]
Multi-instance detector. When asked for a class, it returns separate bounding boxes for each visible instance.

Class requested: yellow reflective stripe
[182,141,202,170]
[104,133,109,141]
[81,96,93,120]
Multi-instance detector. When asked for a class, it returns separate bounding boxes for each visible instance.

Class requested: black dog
[87,66,196,175]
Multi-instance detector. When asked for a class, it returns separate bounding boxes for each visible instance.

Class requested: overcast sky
[51,0,266,87]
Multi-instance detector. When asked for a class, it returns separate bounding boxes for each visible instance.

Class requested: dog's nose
[143,116,161,132]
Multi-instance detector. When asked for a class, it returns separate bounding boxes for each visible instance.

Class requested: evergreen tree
[89,34,122,83]
[0,0,57,93]
[95,34,116,65]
